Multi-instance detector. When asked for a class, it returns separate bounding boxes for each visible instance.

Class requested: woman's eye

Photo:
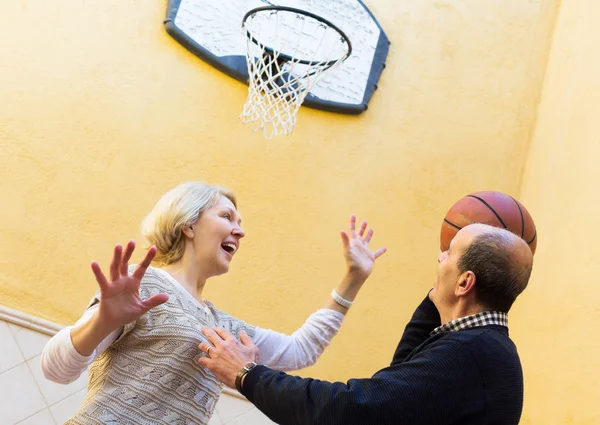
[223,213,231,219]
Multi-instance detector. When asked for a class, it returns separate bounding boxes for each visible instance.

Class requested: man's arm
[390,292,441,365]
[243,340,481,425]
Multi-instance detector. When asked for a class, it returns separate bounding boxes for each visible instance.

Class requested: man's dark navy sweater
[242,295,524,424]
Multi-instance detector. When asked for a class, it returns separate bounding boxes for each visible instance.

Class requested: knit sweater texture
[65,267,254,425]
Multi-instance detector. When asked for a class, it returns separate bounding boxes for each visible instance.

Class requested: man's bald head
[456,223,533,312]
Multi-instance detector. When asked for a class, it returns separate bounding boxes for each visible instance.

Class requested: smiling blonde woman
[41,181,386,425]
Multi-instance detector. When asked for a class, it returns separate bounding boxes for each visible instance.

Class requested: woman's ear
[182,226,195,239]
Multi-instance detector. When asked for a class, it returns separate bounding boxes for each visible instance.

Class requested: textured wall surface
[0,0,559,386]
[514,0,600,423]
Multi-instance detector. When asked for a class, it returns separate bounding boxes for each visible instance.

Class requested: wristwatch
[235,362,258,394]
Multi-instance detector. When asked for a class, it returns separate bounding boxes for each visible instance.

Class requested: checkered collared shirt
[430,310,508,336]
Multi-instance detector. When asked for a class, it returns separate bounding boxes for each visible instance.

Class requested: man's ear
[455,271,476,297]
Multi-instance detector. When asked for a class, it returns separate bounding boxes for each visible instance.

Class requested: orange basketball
[440,191,537,254]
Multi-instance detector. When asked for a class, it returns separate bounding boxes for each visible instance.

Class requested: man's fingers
[91,261,109,292]
[202,327,226,348]
[198,341,214,356]
[197,330,255,388]
[120,241,136,276]
[197,356,210,368]
[239,330,255,348]
[213,327,236,343]
[110,244,123,282]
[132,246,157,280]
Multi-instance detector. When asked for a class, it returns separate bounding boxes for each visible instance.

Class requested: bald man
[199,223,534,425]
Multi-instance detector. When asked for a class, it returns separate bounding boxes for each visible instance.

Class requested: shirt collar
[431,310,508,336]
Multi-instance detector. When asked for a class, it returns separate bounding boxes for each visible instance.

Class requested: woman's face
[189,196,245,278]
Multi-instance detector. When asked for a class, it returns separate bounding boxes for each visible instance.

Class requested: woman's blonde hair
[141,182,236,267]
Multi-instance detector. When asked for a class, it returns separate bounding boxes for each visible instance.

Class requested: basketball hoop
[240,6,352,139]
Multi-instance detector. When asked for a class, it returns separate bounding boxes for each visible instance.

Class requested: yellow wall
[0,0,560,388]
[514,0,600,423]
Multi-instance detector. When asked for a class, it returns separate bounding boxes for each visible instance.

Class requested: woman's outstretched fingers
[91,261,109,292]
[340,231,350,250]
[349,214,357,238]
[141,293,169,312]
[374,246,387,259]
[132,246,157,280]
[358,220,367,238]
[110,244,122,283]
[120,241,136,276]
[363,228,374,246]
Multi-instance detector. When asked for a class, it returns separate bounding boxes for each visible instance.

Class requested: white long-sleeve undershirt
[41,305,345,384]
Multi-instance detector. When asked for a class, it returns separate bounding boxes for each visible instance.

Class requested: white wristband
[331,289,354,308]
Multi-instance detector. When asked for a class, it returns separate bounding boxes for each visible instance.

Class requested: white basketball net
[241,7,351,139]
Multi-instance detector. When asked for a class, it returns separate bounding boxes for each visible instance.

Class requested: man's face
[430,227,475,310]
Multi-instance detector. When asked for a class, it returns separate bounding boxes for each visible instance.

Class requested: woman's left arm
[254,215,386,371]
